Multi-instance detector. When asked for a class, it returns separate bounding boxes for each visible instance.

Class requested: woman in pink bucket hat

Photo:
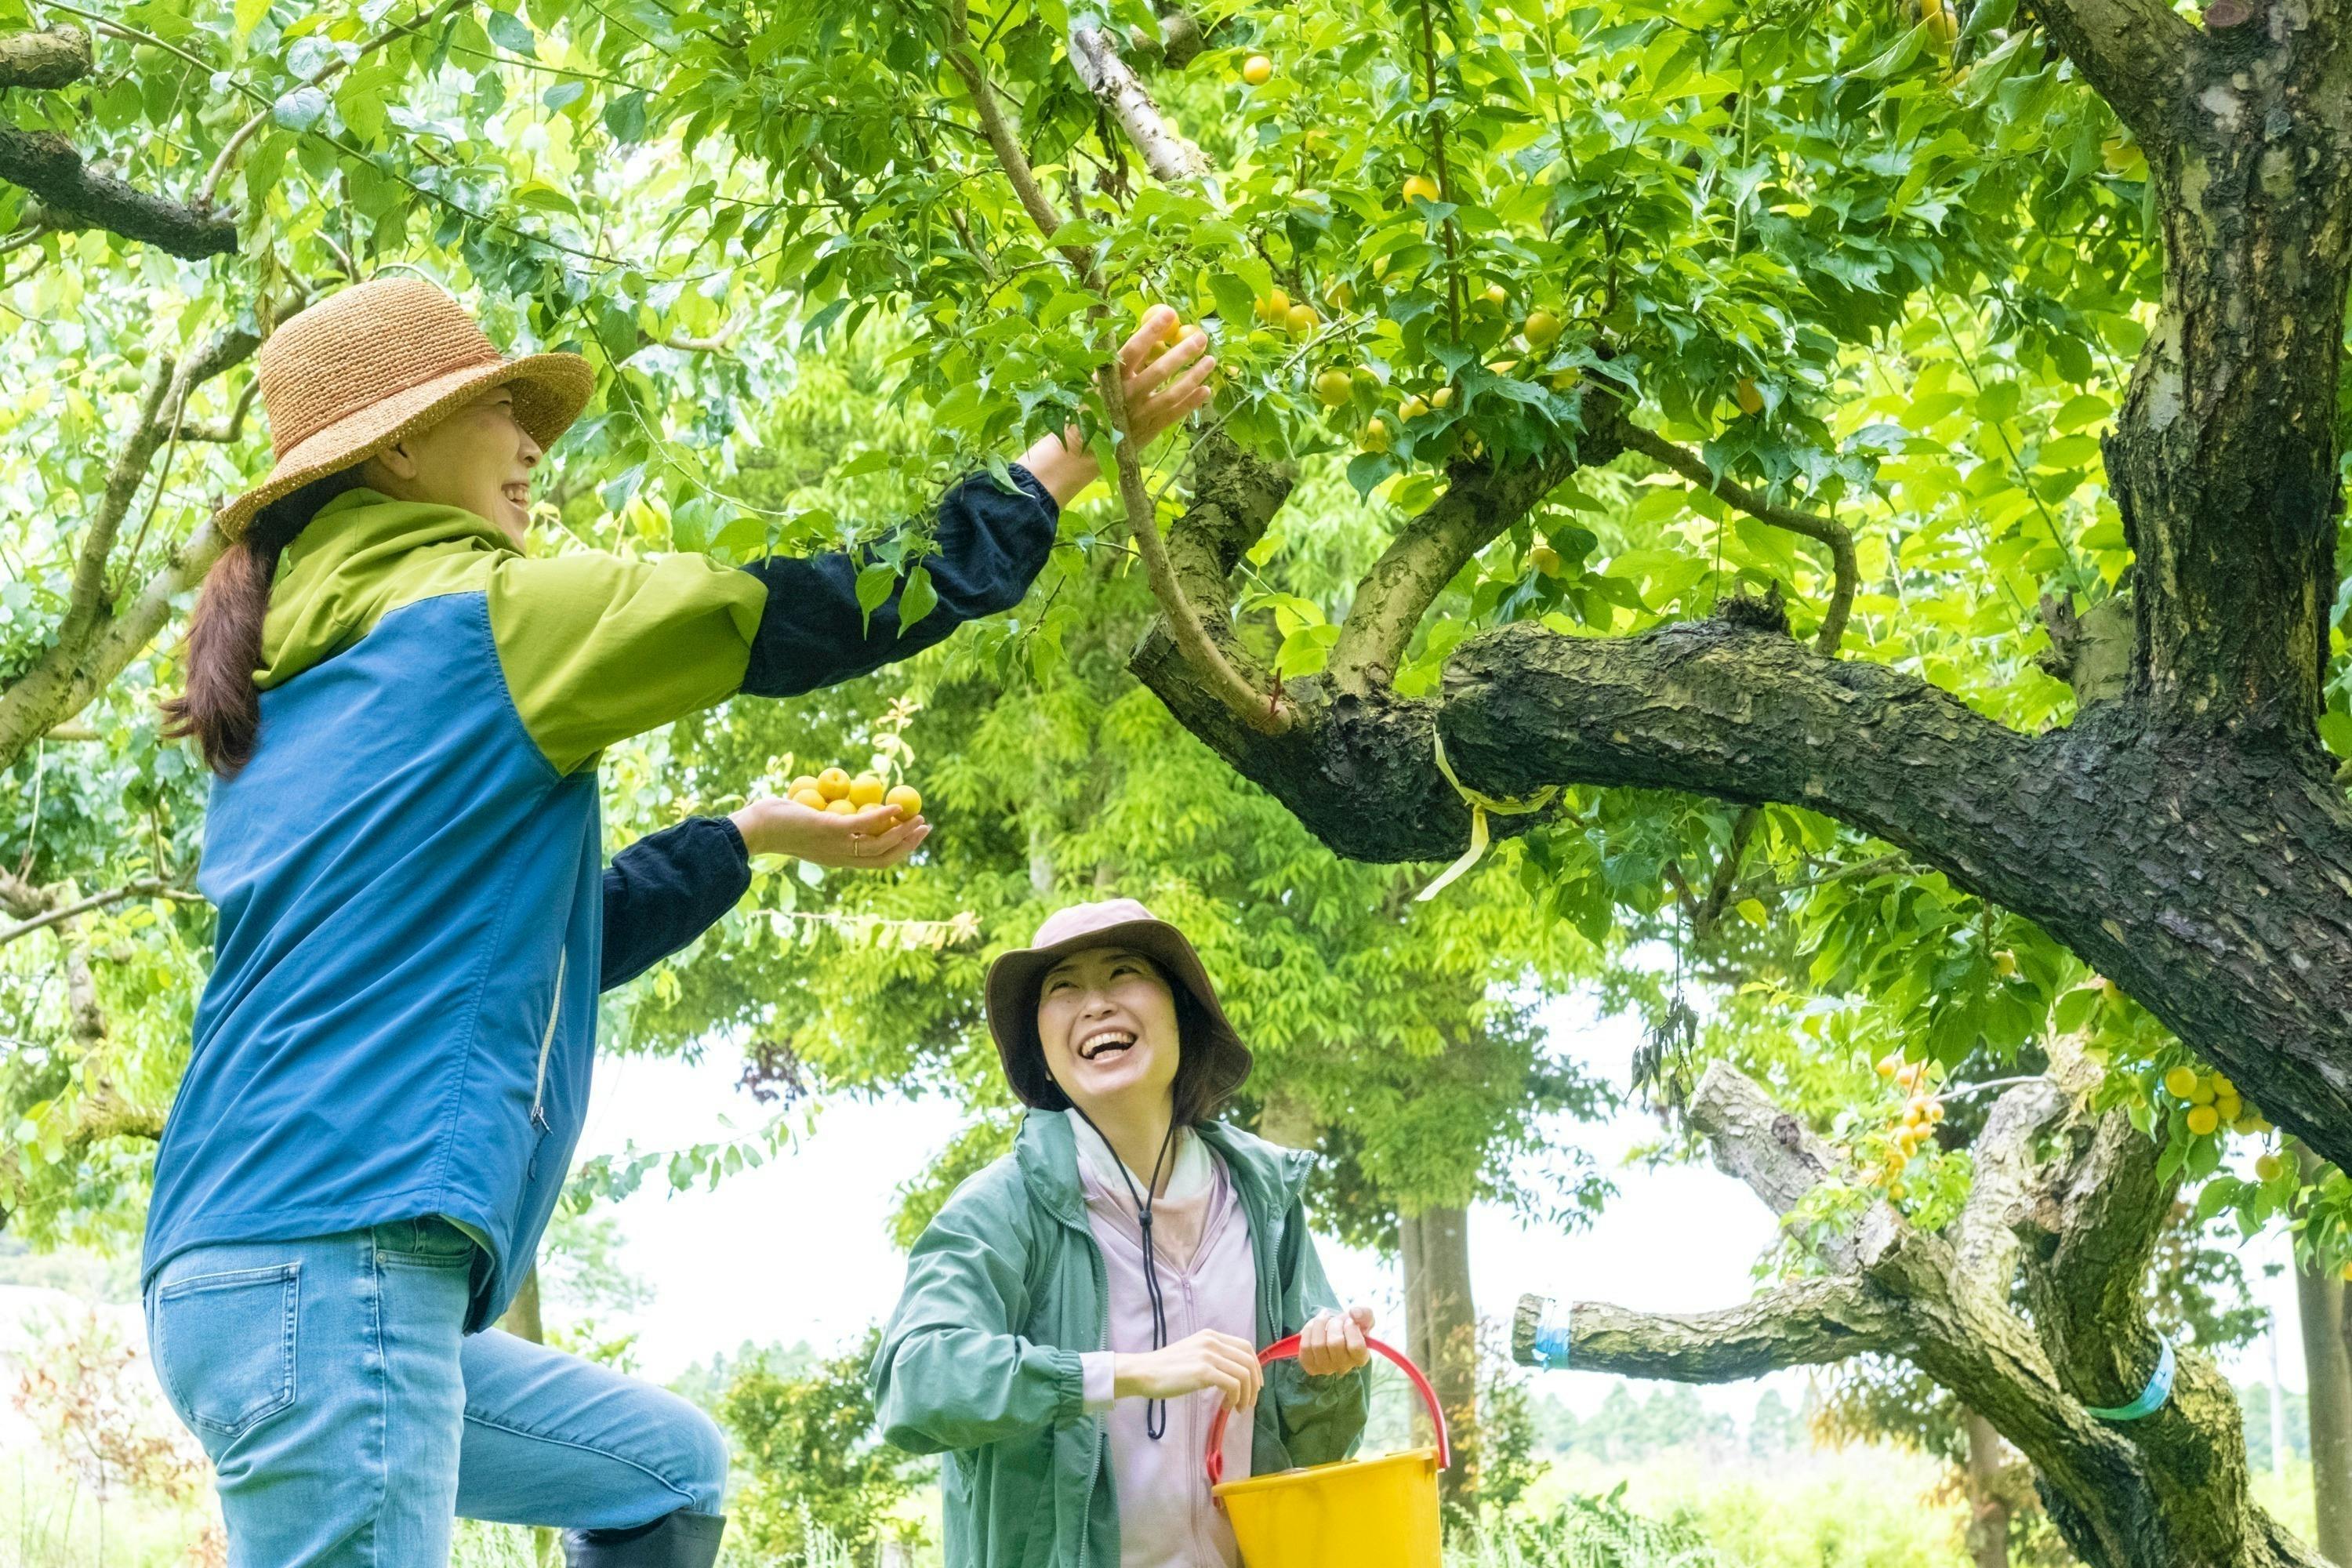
[871,898,1377,1568]
[138,278,1214,1568]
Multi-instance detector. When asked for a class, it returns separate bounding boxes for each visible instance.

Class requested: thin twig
[1614,419,1858,654]
[0,878,200,949]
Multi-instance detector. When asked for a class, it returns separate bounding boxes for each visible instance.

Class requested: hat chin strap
[1056,1080,1183,1443]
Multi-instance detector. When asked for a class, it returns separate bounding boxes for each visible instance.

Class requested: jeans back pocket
[152,1263,299,1439]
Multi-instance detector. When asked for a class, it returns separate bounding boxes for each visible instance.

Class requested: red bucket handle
[1203,1331,1451,1490]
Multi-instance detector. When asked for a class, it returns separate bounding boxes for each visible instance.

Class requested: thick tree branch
[1069,24,1210,185]
[2024,0,2195,157]
[1326,452,1588,695]
[1952,1077,2067,1290]
[1614,419,1858,655]
[0,128,237,259]
[0,25,92,89]
[1566,1282,1900,1381]
[0,517,230,775]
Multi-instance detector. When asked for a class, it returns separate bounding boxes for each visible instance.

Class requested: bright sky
[576,992,2314,1415]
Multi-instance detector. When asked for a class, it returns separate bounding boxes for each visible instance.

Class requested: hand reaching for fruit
[730,768,929,869]
[1016,305,1216,508]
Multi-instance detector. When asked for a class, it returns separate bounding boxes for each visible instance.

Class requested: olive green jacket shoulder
[869,1112,1369,1568]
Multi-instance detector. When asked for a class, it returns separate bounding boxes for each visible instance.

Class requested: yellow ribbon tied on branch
[1415,731,1560,902]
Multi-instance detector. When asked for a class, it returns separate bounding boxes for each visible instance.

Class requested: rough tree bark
[1534,1056,2325,1568]
[1116,0,2352,1181]
[2295,1149,2352,1566]
[1399,1205,1479,1512]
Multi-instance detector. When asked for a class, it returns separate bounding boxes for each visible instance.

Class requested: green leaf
[270,86,329,132]
[897,564,938,634]
[543,79,586,114]
[485,9,537,56]
[234,0,273,38]
[854,562,895,632]
[603,90,650,143]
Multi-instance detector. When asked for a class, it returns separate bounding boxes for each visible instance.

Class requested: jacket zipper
[1076,1216,1109,1568]
[529,951,565,1134]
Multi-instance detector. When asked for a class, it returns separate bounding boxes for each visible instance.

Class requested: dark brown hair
[162,467,369,776]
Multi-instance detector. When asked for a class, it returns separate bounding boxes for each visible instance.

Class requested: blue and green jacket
[143,469,1057,1330]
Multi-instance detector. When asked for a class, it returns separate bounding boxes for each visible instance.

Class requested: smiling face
[360,384,543,546]
[1035,946,1184,1122]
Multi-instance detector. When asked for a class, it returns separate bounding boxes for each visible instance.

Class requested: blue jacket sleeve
[737,464,1059,697]
[600,816,752,991]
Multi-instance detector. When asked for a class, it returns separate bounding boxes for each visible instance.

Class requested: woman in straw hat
[138,278,1214,1568]
[871,898,1375,1568]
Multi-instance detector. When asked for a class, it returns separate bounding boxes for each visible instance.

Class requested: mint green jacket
[871,1113,1368,1568]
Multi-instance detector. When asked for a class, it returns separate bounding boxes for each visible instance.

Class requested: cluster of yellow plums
[2160,1063,2270,1142]
[1861,1053,1947,1197]
[787,768,922,820]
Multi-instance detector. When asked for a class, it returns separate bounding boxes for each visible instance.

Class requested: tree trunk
[1399,1206,1479,1513]
[1123,5,2352,1184]
[1965,1409,2014,1568]
[1537,1059,2328,1568]
[2296,1152,2352,1567]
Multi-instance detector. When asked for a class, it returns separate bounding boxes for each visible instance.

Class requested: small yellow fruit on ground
[1529,543,1562,578]
[2161,1065,2199,1100]
[1398,394,1429,421]
[2186,1105,2221,1137]
[1523,308,1563,349]
[817,767,852,800]
[2256,1152,2284,1181]
[825,798,858,816]
[790,787,827,812]
[849,775,885,807]
[1314,368,1353,407]
[1242,53,1272,85]
[788,774,820,796]
[1876,1054,1900,1079]
[1482,282,1508,307]
[1733,377,1765,416]
[886,784,922,817]
[1430,385,1455,408]
[1363,417,1391,452]
[1403,174,1441,206]
[1285,303,1318,336]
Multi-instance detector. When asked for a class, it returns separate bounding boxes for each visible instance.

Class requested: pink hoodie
[1072,1116,1258,1568]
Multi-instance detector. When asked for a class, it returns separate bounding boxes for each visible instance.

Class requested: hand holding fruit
[731,768,928,869]
[1017,305,1216,507]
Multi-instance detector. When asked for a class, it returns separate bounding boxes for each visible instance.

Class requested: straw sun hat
[215,277,597,539]
[985,898,1254,1114]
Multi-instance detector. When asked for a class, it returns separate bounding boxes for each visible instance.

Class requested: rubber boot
[560,1509,726,1567]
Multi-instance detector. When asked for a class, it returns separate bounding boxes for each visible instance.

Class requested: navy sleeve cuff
[600,815,753,992]
[738,463,1059,699]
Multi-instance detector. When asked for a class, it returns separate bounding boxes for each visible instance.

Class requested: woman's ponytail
[162,467,366,777]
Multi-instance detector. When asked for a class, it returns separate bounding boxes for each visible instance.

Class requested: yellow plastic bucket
[1204,1334,1450,1568]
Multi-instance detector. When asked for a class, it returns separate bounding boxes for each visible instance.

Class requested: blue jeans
[144,1218,727,1567]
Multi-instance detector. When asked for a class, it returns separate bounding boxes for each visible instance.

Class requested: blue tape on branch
[1533,1317,1572,1369]
[2085,1339,2176,1422]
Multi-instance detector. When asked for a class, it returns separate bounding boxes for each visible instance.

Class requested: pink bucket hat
[984,898,1252,1112]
